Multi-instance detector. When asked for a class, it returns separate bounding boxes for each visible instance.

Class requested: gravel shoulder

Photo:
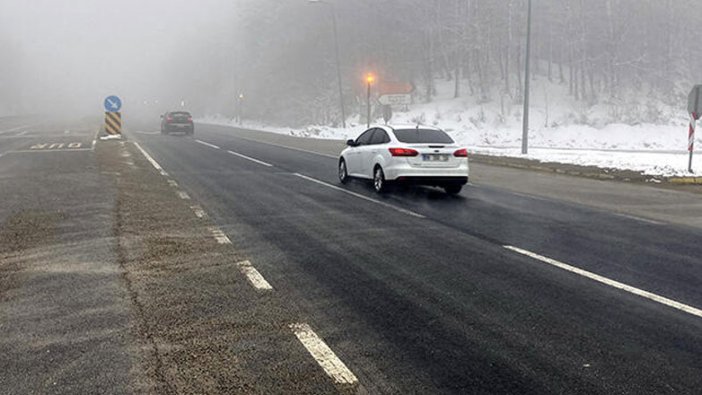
[96,138,353,394]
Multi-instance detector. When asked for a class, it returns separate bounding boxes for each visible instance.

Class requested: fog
[0,0,237,117]
[2,0,702,126]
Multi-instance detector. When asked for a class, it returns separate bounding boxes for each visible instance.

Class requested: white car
[338,125,469,195]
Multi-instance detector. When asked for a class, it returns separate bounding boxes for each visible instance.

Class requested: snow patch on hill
[201,78,701,176]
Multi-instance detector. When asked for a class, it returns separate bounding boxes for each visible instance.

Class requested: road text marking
[236,260,273,290]
[294,173,425,219]
[226,150,274,167]
[195,139,221,149]
[133,142,169,176]
[289,323,358,385]
[504,245,702,319]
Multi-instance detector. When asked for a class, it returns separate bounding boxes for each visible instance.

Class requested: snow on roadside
[471,147,698,177]
[199,77,701,177]
[199,114,700,177]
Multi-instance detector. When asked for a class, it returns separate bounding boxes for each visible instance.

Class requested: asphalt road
[123,121,702,394]
[0,117,134,394]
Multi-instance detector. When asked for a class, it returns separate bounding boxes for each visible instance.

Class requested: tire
[338,159,349,184]
[444,185,463,195]
[373,166,388,194]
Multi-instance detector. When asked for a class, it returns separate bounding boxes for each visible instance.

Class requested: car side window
[356,129,375,146]
[370,129,389,145]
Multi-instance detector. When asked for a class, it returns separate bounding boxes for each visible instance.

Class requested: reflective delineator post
[690,112,698,173]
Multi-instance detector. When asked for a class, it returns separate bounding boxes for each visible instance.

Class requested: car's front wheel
[444,185,463,195]
[373,166,388,193]
[338,159,349,184]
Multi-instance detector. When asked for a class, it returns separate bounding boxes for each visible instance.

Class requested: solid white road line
[504,245,702,319]
[209,227,232,244]
[236,260,273,290]
[613,213,663,225]
[0,124,34,134]
[133,142,169,176]
[5,148,94,154]
[133,131,160,135]
[226,150,274,167]
[289,323,358,385]
[293,173,425,219]
[177,191,191,200]
[195,139,221,150]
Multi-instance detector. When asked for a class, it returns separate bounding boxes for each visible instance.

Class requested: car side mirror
[346,139,357,147]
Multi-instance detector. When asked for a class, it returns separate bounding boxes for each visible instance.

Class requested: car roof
[372,124,443,132]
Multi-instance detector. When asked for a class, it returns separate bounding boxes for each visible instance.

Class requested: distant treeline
[169,0,702,126]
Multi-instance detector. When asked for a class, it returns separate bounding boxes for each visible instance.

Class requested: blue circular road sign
[104,95,122,112]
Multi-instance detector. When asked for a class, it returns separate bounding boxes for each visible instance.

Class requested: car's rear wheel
[338,159,349,184]
[373,166,388,193]
[444,185,463,195]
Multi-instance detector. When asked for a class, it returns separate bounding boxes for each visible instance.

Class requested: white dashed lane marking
[195,139,221,149]
[209,227,232,244]
[226,150,273,167]
[290,323,358,385]
[177,191,191,200]
[504,245,702,319]
[293,173,425,219]
[167,179,179,188]
[190,205,207,218]
[236,260,273,290]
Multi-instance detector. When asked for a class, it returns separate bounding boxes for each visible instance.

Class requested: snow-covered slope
[201,78,701,176]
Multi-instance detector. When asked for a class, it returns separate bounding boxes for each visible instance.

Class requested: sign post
[687,86,702,173]
[104,95,123,136]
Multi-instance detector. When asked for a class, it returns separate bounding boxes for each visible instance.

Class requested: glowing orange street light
[365,73,375,128]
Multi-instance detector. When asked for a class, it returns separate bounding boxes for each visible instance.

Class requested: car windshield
[393,129,454,144]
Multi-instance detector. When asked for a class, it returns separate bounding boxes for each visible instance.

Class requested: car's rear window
[170,112,191,117]
[393,129,454,144]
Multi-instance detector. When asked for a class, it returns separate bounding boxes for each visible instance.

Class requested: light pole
[308,0,346,128]
[521,0,533,155]
[366,73,375,128]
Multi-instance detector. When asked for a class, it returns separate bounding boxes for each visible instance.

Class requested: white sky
[0,0,237,114]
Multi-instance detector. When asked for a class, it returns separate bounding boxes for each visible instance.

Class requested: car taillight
[453,148,468,157]
[188,116,193,122]
[166,116,173,122]
[389,148,419,157]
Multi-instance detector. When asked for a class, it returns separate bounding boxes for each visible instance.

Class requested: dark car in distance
[161,111,194,135]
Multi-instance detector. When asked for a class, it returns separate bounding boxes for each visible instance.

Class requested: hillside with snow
[202,78,701,177]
